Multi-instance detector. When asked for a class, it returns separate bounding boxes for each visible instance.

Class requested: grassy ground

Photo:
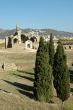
[0,43,5,49]
[0,49,73,110]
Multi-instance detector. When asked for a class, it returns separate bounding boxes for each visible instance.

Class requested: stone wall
[0,63,17,71]
[63,45,73,50]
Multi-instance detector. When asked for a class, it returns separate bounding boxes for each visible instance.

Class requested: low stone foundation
[0,62,17,71]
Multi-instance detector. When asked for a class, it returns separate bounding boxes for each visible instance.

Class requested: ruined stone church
[5,25,40,49]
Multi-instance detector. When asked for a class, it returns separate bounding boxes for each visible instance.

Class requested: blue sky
[0,0,73,32]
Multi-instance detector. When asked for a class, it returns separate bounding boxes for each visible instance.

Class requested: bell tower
[16,24,22,44]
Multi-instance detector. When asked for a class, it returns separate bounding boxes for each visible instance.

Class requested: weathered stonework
[25,40,32,49]
[5,25,40,50]
[0,63,17,71]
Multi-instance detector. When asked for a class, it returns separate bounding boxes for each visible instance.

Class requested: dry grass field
[0,48,73,110]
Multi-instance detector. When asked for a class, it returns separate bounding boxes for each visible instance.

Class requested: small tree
[34,37,53,102]
[53,40,70,109]
[49,33,55,67]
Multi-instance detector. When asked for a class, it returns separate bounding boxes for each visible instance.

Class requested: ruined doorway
[13,38,18,44]
[7,37,12,48]
[21,34,29,43]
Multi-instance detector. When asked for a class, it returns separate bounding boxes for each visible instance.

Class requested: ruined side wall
[17,30,22,44]
[0,63,17,71]
[5,37,8,48]
[63,45,73,50]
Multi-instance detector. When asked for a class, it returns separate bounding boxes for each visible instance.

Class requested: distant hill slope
[0,28,73,39]
[40,29,73,37]
[0,29,15,39]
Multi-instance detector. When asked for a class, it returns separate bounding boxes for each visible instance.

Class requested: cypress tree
[53,40,70,103]
[49,33,55,67]
[34,37,53,102]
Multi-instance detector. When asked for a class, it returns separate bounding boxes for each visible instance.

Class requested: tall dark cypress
[34,37,53,102]
[53,40,70,102]
[49,33,55,67]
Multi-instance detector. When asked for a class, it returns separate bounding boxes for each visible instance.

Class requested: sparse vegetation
[0,43,5,48]
[0,42,73,110]
[64,103,73,110]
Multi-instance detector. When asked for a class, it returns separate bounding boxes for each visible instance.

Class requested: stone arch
[30,36,37,43]
[27,43,31,48]
[7,37,12,48]
[21,34,29,43]
[13,38,18,44]
[69,45,71,49]
[25,40,32,49]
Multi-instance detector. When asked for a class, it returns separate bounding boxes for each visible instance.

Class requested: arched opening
[13,32,18,36]
[25,41,32,49]
[72,63,73,66]
[13,38,18,44]
[27,43,31,48]
[7,37,12,48]
[30,36,37,43]
[69,46,71,49]
[65,47,66,49]
[21,34,29,43]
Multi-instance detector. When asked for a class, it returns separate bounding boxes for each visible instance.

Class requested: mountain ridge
[0,28,73,39]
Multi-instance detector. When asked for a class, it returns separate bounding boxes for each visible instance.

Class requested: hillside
[0,28,73,39]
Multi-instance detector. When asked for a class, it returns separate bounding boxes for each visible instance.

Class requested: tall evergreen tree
[49,33,55,67]
[53,40,70,103]
[34,37,53,102]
